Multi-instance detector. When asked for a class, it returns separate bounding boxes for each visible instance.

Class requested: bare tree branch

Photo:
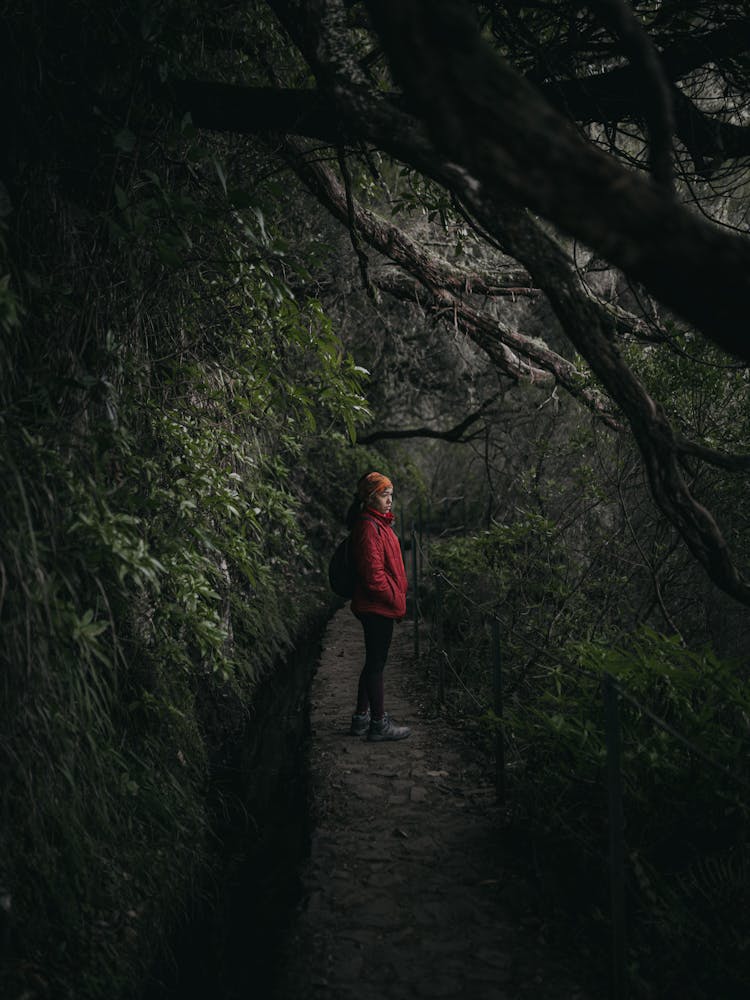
[591,0,675,191]
[673,437,750,473]
[336,146,379,301]
[376,269,623,429]
[537,17,750,174]
[198,11,750,173]
[358,394,500,444]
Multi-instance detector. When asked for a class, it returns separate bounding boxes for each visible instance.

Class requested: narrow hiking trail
[276,609,592,1000]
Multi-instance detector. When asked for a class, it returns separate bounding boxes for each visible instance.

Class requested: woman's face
[369,487,393,515]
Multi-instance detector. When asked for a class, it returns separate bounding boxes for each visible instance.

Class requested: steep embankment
[144,604,329,999]
[1,5,379,990]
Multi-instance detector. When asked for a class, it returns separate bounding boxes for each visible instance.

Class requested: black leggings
[356,613,394,718]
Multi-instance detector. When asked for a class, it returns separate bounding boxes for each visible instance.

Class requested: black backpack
[328,515,380,598]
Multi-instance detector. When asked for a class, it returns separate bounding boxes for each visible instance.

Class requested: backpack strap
[359,513,382,536]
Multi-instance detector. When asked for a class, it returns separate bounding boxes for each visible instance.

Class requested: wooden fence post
[418,501,424,576]
[603,673,627,1000]
[411,522,419,660]
[491,617,505,805]
[435,574,445,704]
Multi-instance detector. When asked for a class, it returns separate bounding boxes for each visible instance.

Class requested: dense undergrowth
[0,222,371,998]
[0,6,386,995]
[422,488,750,997]
[0,226,367,998]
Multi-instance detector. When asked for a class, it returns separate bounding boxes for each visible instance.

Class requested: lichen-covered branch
[283,139,618,424]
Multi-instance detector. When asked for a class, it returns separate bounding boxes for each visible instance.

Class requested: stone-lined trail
[276,609,591,1000]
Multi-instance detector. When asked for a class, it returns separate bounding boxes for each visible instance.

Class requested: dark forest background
[2,1,750,997]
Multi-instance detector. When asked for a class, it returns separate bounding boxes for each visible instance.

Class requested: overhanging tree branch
[177,44,750,362]
[282,138,619,425]
[280,137,538,298]
[673,437,750,473]
[375,269,623,429]
[360,0,750,363]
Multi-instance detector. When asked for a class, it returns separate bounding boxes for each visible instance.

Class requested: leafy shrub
[426,523,750,997]
[0,19,372,988]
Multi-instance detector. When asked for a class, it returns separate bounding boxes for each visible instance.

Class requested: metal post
[491,617,505,805]
[411,523,419,660]
[603,673,627,1000]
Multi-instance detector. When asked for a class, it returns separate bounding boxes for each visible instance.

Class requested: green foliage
[0,230,22,337]
[627,327,750,565]
[427,498,629,714]
[386,163,474,256]
[427,511,750,997]
[0,7,372,993]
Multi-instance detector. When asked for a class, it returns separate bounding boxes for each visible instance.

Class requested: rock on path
[276,609,590,1000]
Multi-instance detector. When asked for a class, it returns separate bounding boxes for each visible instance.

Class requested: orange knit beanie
[357,471,393,502]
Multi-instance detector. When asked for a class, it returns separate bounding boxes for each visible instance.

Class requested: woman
[347,471,411,742]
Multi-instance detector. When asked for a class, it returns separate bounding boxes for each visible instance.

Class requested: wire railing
[404,517,749,1000]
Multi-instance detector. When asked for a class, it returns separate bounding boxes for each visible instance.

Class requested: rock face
[277,609,591,1000]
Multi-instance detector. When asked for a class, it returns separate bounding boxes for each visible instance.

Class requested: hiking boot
[367,713,411,742]
[350,710,370,737]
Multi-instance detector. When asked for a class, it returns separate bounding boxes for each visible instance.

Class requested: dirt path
[276,609,591,1000]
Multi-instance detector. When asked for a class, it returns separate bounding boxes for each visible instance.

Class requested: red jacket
[350,509,408,619]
